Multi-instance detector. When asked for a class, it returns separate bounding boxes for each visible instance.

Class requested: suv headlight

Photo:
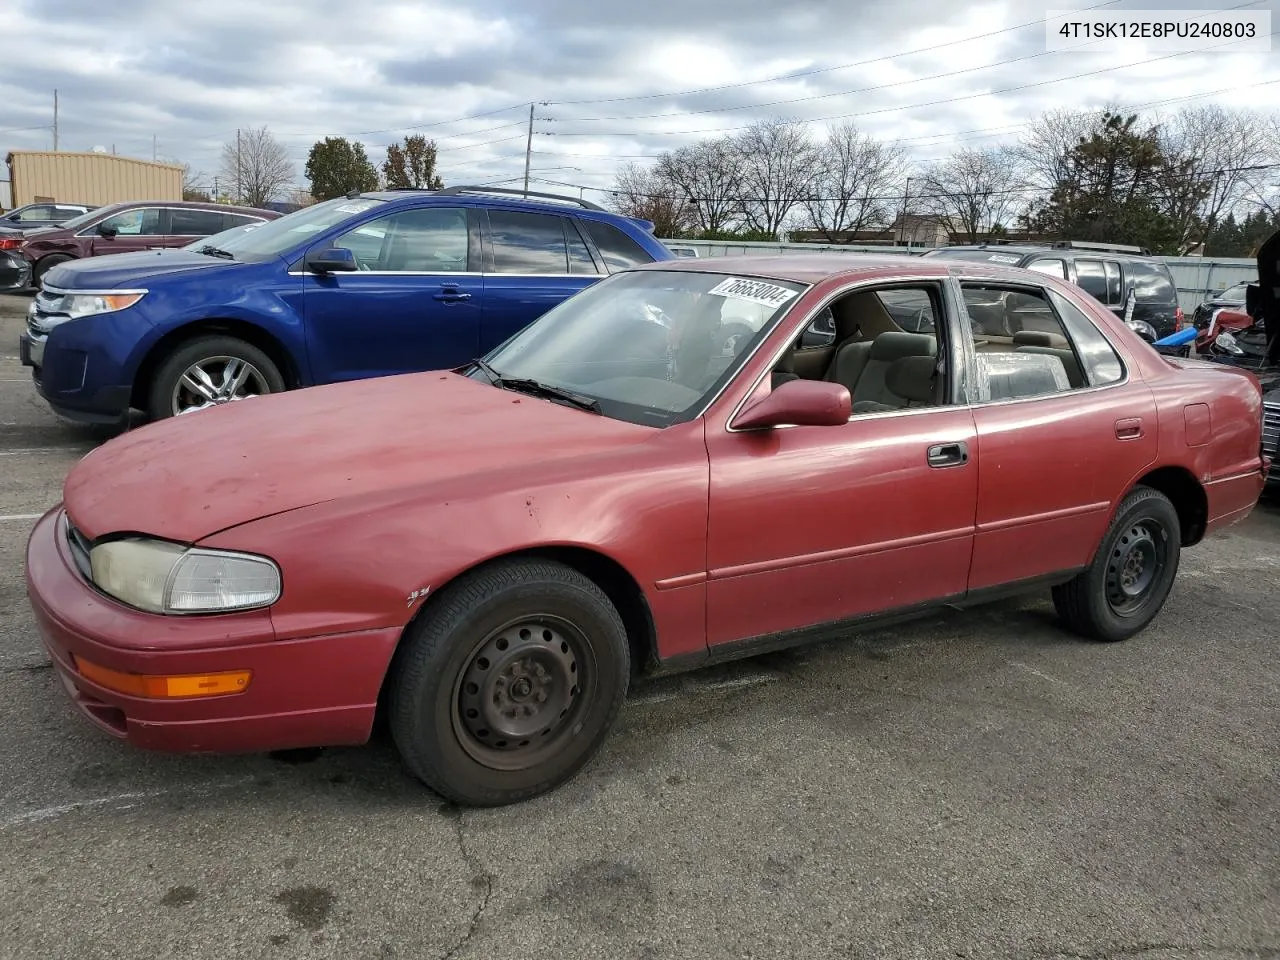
[88,537,281,614]
[60,292,146,319]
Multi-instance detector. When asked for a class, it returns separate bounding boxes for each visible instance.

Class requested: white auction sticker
[706,277,799,309]
[986,254,1021,265]
[1045,9,1271,52]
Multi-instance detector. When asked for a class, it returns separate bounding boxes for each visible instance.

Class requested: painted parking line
[0,446,91,456]
[0,513,47,522]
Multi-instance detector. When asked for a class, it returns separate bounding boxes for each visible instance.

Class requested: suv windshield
[475,269,807,427]
[192,197,386,262]
[54,206,120,231]
[1218,282,1250,301]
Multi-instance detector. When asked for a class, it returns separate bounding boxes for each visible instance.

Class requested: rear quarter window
[580,219,655,272]
[1126,261,1178,304]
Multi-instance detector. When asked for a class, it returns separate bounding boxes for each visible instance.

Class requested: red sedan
[24,254,1270,807]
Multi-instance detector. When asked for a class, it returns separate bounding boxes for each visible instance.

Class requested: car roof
[930,244,1164,263]
[346,188,637,222]
[626,252,1071,286]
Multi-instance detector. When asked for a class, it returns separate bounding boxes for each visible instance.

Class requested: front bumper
[24,507,400,754]
[20,303,134,425]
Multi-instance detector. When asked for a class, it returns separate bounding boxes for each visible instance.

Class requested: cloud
[0,0,1276,197]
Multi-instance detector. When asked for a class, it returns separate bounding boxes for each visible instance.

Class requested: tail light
[1175,306,1186,330]
[0,237,22,251]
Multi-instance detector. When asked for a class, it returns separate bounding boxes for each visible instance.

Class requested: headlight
[88,537,281,614]
[60,292,146,318]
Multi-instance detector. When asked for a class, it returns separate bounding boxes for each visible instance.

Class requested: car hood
[44,249,239,288]
[63,372,659,543]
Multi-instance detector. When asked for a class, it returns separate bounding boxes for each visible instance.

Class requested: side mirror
[733,379,851,430]
[96,223,118,238]
[305,246,358,273]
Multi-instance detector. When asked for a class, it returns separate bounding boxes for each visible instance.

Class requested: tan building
[5,151,183,207]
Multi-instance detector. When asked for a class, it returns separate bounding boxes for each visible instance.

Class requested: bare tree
[1156,105,1274,252]
[732,118,820,238]
[164,158,208,200]
[610,161,691,237]
[220,126,294,208]
[917,147,1026,243]
[655,137,746,236]
[801,121,905,241]
[1014,107,1103,193]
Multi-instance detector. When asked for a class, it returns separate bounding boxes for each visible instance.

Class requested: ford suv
[18,186,673,425]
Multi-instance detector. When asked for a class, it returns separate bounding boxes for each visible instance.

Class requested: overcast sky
[2,0,1277,201]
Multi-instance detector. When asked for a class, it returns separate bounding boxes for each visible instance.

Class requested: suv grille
[1263,402,1280,458]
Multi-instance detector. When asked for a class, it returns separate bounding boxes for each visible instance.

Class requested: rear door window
[169,209,227,236]
[487,210,571,274]
[1073,259,1110,303]
[1026,258,1066,279]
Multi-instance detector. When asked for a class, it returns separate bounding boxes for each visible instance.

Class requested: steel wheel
[1104,519,1167,617]
[451,615,593,772]
[171,356,270,416]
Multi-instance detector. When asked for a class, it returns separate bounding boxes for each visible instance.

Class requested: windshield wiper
[469,359,600,413]
[499,378,602,413]
[195,245,235,260]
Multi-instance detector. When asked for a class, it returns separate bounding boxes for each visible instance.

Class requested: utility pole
[152,135,157,162]
[236,128,242,204]
[522,103,534,198]
[213,176,220,202]
[52,89,58,151]
[898,176,912,247]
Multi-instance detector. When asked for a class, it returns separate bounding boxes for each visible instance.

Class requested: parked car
[0,201,96,235]
[2,199,279,291]
[25,253,1268,807]
[1190,280,1250,328]
[922,240,1185,341]
[665,243,700,258]
[18,186,672,425]
[1264,382,1280,497]
[0,250,30,290]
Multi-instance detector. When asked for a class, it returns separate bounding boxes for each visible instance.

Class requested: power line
[543,29,1277,139]
[545,0,1126,107]
[524,163,1280,206]
[549,1,1261,124]
[528,77,1280,169]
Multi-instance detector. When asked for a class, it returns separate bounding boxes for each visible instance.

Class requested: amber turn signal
[72,656,251,699]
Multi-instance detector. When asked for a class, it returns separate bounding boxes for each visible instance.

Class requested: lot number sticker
[707,277,799,309]
[986,253,1021,264]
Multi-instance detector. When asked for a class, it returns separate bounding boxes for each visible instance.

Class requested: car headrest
[869,331,936,362]
[1012,330,1054,347]
[886,355,936,403]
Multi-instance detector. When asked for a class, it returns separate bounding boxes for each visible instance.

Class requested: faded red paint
[25,254,1268,756]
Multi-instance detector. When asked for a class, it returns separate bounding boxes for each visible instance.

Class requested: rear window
[1126,261,1177,304]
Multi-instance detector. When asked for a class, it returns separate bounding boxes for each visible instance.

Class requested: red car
[24,254,1270,806]
[2,199,278,290]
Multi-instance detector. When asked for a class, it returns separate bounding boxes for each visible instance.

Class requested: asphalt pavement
[0,293,1277,960]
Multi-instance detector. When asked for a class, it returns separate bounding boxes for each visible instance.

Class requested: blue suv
[18,186,673,424]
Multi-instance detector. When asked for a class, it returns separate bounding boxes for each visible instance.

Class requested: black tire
[388,558,630,807]
[34,253,73,285]
[146,334,285,421]
[1051,486,1181,642]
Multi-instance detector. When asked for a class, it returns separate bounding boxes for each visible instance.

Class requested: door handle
[926,441,969,468]
[433,285,472,303]
[1115,417,1144,440]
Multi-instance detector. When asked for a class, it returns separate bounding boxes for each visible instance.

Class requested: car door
[702,278,980,647]
[300,204,483,383]
[86,206,168,255]
[953,276,1158,591]
[478,209,604,352]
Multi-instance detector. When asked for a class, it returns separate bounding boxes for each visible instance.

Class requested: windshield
[475,269,807,427]
[182,221,264,252]
[193,196,386,262]
[1218,282,1249,301]
[54,205,119,231]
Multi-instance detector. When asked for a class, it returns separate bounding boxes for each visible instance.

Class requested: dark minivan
[923,240,1184,340]
[3,200,279,290]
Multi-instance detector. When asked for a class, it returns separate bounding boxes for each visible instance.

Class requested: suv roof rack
[1051,239,1152,255]
[434,185,607,212]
